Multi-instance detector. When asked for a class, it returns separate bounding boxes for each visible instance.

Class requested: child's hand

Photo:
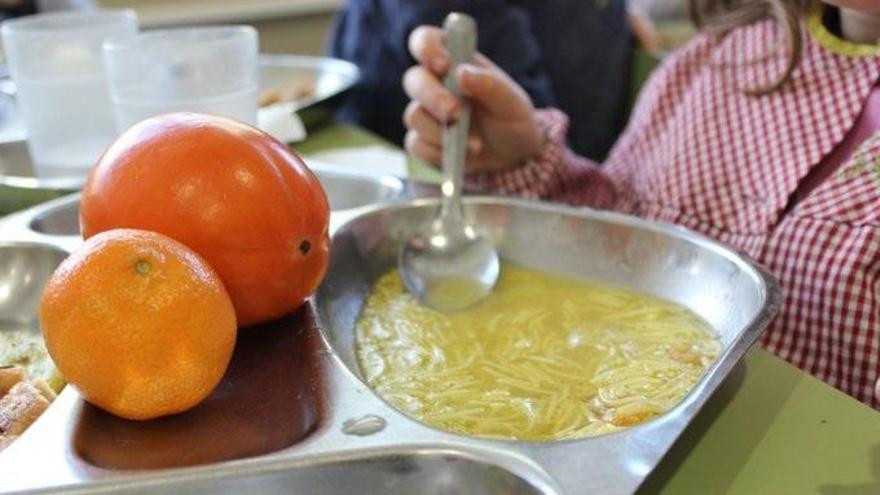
[403,26,544,173]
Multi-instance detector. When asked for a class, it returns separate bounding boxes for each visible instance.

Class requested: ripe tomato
[80,113,330,327]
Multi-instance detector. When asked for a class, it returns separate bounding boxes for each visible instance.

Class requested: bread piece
[32,380,57,402]
[0,382,50,436]
[280,79,315,102]
[259,89,282,107]
[0,366,26,397]
[0,433,18,452]
[258,79,316,107]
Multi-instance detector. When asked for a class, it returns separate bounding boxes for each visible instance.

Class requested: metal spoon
[399,12,500,312]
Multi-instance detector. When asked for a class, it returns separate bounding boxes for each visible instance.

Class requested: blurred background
[0,0,695,80]
[1,0,343,54]
[0,0,697,209]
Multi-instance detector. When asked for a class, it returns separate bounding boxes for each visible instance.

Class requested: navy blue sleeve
[329,0,555,146]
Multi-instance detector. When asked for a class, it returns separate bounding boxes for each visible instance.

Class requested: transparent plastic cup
[102,26,259,131]
[1,10,138,185]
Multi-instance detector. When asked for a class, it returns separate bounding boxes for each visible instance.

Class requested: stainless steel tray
[0,178,780,494]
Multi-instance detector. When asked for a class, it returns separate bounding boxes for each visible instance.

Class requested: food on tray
[0,365,57,452]
[0,366,26,397]
[0,380,51,434]
[0,330,63,391]
[79,112,330,327]
[259,79,316,107]
[0,328,64,451]
[40,229,237,420]
[357,264,720,441]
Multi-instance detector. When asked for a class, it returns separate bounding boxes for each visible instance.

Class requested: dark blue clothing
[329,0,633,161]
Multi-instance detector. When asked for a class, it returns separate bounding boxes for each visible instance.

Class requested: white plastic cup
[102,26,259,131]
[1,10,138,184]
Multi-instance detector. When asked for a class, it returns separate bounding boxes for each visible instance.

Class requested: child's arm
[466,108,618,209]
[403,25,617,208]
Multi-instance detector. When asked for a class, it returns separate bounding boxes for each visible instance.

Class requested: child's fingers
[467,126,483,155]
[403,65,460,122]
[405,129,442,165]
[405,102,483,153]
[403,101,442,146]
[458,64,531,119]
[404,131,482,169]
[473,53,499,71]
[408,26,449,76]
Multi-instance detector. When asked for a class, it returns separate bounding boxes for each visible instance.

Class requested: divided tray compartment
[315,197,780,494]
[0,242,68,331]
[28,199,79,237]
[0,192,779,495]
[24,165,407,238]
[72,307,327,470]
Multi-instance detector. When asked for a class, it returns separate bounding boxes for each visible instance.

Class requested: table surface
[298,123,880,495]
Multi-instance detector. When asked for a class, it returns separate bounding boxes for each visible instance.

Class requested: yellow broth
[356,264,720,441]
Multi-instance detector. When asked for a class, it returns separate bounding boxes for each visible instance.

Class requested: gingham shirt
[470,18,880,408]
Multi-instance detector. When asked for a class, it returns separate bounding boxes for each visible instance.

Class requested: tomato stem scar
[299,240,311,255]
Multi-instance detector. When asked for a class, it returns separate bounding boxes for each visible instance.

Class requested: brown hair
[688,0,811,93]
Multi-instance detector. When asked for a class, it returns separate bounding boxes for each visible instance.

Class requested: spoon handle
[440,13,477,223]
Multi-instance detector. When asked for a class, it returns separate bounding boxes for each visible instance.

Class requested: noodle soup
[356,264,719,441]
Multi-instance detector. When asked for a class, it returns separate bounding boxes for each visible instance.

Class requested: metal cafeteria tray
[0,178,779,494]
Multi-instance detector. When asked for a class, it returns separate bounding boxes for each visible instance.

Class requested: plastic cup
[1,10,138,185]
[102,26,259,131]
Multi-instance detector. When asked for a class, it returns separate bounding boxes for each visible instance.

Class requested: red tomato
[80,112,330,327]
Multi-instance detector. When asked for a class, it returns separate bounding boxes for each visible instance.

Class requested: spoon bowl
[399,13,500,311]
[400,216,499,312]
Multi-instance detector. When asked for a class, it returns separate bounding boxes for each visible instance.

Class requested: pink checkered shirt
[469,19,880,408]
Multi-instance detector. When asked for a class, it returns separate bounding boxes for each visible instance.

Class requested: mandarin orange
[40,229,237,420]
